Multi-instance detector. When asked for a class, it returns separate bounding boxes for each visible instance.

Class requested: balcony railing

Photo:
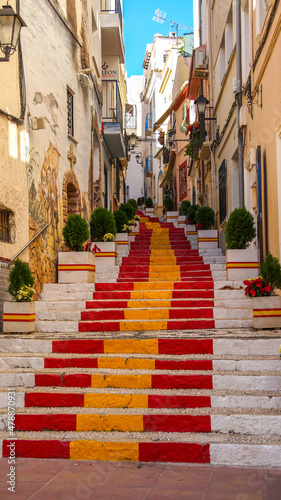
[145,113,152,136]
[102,80,123,131]
[146,156,153,176]
[101,0,123,32]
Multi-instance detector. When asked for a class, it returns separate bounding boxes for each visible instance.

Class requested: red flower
[264,285,272,293]
[250,290,256,296]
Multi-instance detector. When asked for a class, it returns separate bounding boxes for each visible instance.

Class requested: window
[0,208,11,243]
[67,88,74,137]
[255,0,268,36]
[219,160,227,224]
[219,35,226,83]
[163,50,169,63]
[225,7,233,63]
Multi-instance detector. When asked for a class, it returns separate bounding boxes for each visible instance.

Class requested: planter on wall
[197,229,218,249]
[115,233,129,257]
[91,241,117,269]
[252,295,281,329]
[165,211,179,227]
[58,251,95,283]
[226,249,259,281]
[3,302,36,333]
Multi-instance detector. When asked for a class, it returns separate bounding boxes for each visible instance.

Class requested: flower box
[3,302,36,333]
[186,224,198,247]
[165,211,179,228]
[132,220,140,234]
[226,249,259,281]
[197,229,218,249]
[252,295,281,329]
[58,251,95,284]
[178,215,186,231]
[91,241,117,269]
[115,233,129,257]
[145,208,154,216]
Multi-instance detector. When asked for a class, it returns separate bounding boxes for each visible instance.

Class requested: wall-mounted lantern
[0,3,26,62]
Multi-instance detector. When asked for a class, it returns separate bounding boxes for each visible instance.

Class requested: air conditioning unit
[31,117,46,130]
[239,106,247,127]
[193,48,208,79]
[78,73,93,89]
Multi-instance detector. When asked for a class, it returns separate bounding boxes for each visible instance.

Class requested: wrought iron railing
[145,113,152,135]
[101,0,123,32]
[102,80,123,131]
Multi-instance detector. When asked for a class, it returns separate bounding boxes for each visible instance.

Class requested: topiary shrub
[119,203,135,220]
[194,206,215,230]
[62,214,89,251]
[179,200,191,216]
[186,204,199,225]
[90,207,117,242]
[163,197,174,213]
[260,253,281,293]
[8,259,35,301]
[128,199,137,214]
[145,197,153,208]
[114,209,128,233]
[225,207,256,249]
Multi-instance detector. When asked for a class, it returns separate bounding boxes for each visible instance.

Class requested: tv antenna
[152,9,194,38]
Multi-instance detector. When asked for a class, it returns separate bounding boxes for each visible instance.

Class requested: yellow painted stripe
[95,252,116,257]
[198,238,218,242]
[166,216,178,219]
[128,300,171,308]
[58,264,95,271]
[124,309,169,320]
[116,241,128,245]
[130,290,173,300]
[226,262,259,269]
[186,231,197,235]
[133,282,174,290]
[120,320,168,331]
[97,358,155,370]
[91,374,152,389]
[253,309,281,317]
[104,339,159,354]
[70,441,139,462]
[3,314,36,322]
[84,393,148,408]
[76,414,144,432]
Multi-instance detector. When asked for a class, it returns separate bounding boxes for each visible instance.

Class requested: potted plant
[119,202,135,220]
[184,131,203,161]
[90,207,117,267]
[195,206,218,249]
[225,207,258,281]
[114,209,129,257]
[163,197,178,227]
[144,197,154,216]
[58,214,94,284]
[244,253,281,329]
[3,259,36,333]
[185,204,199,246]
[178,200,191,230]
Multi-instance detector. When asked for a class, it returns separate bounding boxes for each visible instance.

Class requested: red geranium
[243,277,273,298]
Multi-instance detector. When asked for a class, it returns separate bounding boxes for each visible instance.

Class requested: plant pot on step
[58,251,95,283]
[197,229,218,249]
[226,249,259,281]
[166,211,179,227]
[178,215,186,230]
[145,208,154,216]
[252,295,281,329]
[115,233,129,257]
[3,301,36,333]
[91,241,117,269]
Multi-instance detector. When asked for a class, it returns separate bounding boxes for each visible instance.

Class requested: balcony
[101,0,124,63]
[102,80,126,158]
[145,113,153,137]
[146,156,153,177]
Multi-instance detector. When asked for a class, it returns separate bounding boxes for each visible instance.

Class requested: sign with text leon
[102,57,120,81]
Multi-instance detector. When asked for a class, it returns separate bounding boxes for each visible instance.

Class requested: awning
[187,46,206,101]
[153,82,189,132]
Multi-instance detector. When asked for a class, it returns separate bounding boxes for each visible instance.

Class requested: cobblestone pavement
[0,458,280,499]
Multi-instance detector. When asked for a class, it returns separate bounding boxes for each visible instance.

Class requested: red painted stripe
[169,309,214,319]
[86,300,128,309]
[167,320,215,330]
[155,359,213,371]
[148,395,211,408]
[151,375,213,390]
[52,340,104,354]
[174,282,214,290]
[14,414,76,431]
[92,292,131,300]
[158,339,213,355]
[81,310,125,321]
[44,358,98,368]
[170,300,214,308]
[143,415,211,433]
[78,321,121,332]
[35,374,91,387]
[25,393,84,408]
[95,283,134,291]
[173,291,214,299]
[139,442,210,463]
[3,440,70,459]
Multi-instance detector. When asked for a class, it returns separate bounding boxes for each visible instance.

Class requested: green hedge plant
[179,200,191,216]
[185,204,199,225]
[163,197,174,213]
[90,207,117,242]
[119,203,135,220]
[128,199,137,214]
[114,209,128,233]
[260,253,281,293]
[194,206,215,230]
[8,259,35,301]
[145,197,153,208]
[62,214,89,251]
[225,207,256,249]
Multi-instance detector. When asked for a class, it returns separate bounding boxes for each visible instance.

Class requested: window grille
[0,209,10,243]
[67,89,74,137]
[219,160,227,224]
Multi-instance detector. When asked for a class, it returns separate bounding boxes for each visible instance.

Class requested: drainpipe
[207,0,216,220]
[236,0,244,206]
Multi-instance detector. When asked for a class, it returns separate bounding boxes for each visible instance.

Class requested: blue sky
[123,1,194,77]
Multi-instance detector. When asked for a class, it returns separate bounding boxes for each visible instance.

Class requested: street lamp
[135,154,142,165]
[0,3,26,62]
[128,133,138,150]
[195,94,209,139]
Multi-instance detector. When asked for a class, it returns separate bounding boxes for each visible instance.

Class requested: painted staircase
[0,214,280,465]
